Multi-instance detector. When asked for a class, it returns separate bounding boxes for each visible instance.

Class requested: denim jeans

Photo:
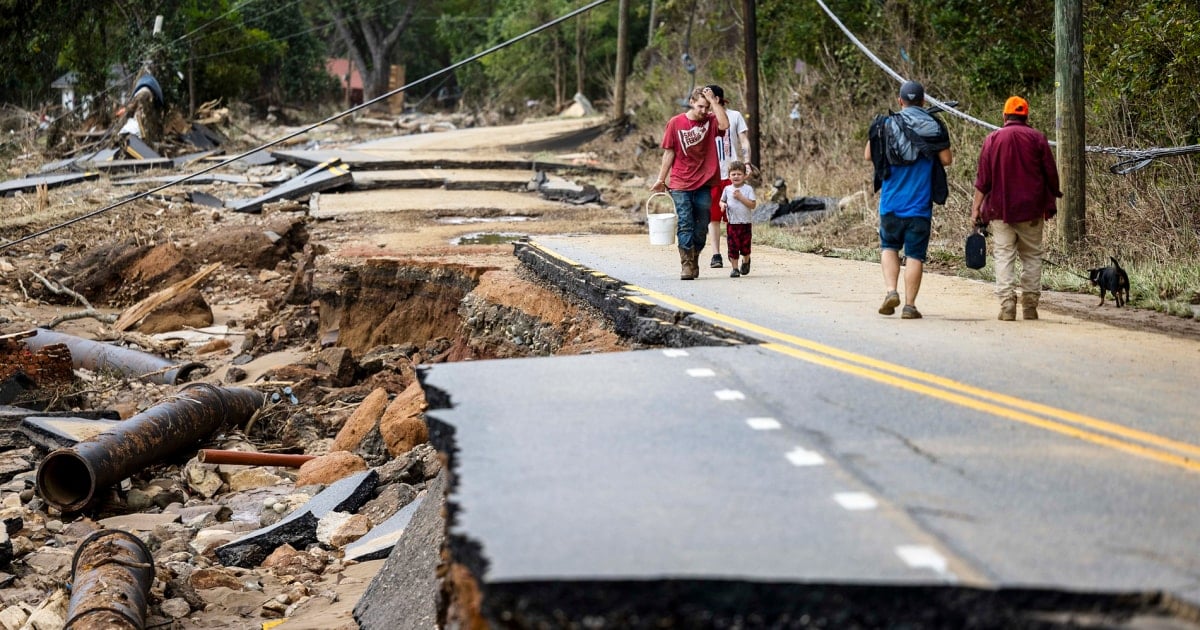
[671,187,712,251]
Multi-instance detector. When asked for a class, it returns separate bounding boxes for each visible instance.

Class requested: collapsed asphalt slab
[216,469,378,567]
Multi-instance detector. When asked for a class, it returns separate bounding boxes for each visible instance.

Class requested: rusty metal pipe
[37,383,265,512]
[198,448,315,468]
[23,328,206,385]
[66,528,154,630]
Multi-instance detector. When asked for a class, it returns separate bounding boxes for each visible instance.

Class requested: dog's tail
[1110,256,1122,268]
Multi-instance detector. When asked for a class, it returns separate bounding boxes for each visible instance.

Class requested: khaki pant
[991,219,1043,302]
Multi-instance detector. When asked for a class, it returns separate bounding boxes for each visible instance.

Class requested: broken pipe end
[37,449,97,513]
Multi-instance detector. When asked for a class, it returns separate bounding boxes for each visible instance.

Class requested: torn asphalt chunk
[215,469,378,568]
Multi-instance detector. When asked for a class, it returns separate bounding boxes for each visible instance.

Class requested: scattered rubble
[0,103,639,628]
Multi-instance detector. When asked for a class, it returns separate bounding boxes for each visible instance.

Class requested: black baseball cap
[899,80,925,104]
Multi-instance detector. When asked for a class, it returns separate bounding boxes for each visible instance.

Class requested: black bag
[965,228,987,269]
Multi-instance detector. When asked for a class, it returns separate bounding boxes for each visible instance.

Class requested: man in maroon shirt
[970,96,1062,321]
[651,86,729,280]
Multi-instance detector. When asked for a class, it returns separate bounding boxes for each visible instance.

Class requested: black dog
[1088,256,1131,307]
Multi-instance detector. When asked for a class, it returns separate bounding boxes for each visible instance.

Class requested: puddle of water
[437,216,535,225]
[452,232,528,245]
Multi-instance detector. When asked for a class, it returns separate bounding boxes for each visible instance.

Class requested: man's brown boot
[690,248,702,279]
[998,298,1016,321]
[678,247,693,280]
[1021,294,1039,320]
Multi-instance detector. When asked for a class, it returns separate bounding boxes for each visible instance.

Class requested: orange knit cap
[1003,96,1029,116]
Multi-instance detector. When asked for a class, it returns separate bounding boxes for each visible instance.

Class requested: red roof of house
[325,58,364,90]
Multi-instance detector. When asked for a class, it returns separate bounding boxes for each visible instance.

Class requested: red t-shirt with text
[661,112,720,191]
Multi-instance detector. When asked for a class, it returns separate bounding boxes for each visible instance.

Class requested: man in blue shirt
[864,80,953,319]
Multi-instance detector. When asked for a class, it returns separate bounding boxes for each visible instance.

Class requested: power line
[0,0,612,253]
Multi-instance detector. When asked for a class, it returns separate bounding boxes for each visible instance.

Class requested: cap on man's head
[899,80,925,104]
[1003,96,1029,116]
[706,84,726,105]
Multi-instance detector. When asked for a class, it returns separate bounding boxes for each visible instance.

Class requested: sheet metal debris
[0,172,99,196]
[228,158,352,213]
[36,384,265,512]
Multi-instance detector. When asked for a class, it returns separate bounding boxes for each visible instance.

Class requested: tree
[325,0,418,105]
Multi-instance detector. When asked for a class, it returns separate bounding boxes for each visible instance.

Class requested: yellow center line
[623,283,1200,470]
[764,343,1200,473]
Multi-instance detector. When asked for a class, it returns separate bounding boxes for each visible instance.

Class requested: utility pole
[741,0,761,169]
[613,0,629,122]
[1055,0,1086,250]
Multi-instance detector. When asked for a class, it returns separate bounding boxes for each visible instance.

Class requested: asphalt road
[424,233,1200,608]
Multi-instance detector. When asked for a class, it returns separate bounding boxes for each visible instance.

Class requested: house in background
[325,58,364,107]
[50,65,131,115]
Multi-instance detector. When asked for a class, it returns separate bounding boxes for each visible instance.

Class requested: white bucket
[645,192,677,246]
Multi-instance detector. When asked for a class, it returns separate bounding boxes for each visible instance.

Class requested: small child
[720,161,757,277]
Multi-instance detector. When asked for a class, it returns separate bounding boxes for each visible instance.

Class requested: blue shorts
[879,213,930,262]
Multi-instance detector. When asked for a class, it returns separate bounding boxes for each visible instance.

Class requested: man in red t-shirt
[650,86,729,280]
[971,96,1062,321]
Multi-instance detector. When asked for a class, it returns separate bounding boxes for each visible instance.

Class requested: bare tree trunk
[554,33,564,110]
[575,14,586,98]
[326,0,418,109]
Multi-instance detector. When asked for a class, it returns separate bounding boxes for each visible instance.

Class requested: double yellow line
[626,283,1200,474]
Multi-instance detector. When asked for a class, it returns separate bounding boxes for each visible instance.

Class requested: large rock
[296,451,367,487]
[332,388,389,452]
[378,381,428,456]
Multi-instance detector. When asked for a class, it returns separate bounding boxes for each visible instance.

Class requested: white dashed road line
[714,389,745,401]
[662,349,689,357]
[785,447,825,466]
[685,368,715,378]
[745,417,781,430]
[895,545,956,581]
[833,492,878,511]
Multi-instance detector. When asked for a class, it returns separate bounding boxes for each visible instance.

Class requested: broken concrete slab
[0,172,99,196]
[215,470,378,568]
[536,179,601,205]
[353,471,444,629]
[0,448,34,484]
[228,158,352,214]
[20,416,120,451]
[343,491,425,563]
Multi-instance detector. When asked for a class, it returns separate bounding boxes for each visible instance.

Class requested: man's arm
[864,140,872,162]
[970,188,986,225]
[650,149,674,192]
[704,87,729,131]
[739,130,753,169]
[938,147,953,166]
